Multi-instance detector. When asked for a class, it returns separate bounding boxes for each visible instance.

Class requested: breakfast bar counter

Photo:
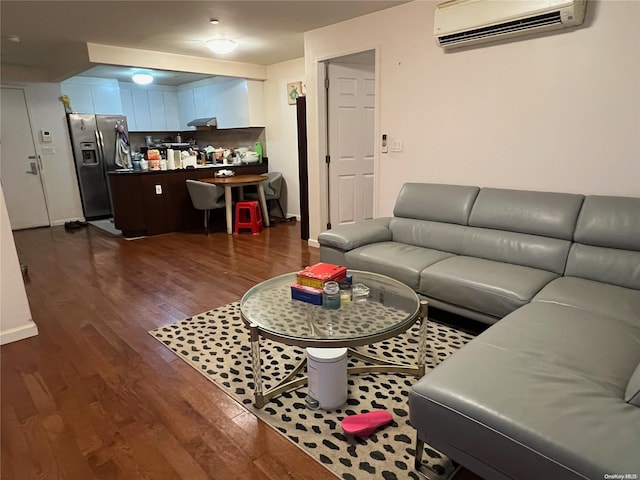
[108,162,268,237]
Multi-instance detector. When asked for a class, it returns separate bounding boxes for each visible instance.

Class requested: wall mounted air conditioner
[434,0,586,49]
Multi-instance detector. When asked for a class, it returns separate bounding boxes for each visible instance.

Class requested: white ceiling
[1,1,409,85]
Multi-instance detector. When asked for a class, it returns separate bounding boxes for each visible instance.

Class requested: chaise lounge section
[318,183,640,479]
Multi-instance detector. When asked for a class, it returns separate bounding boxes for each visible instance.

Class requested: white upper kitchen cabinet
[177,77,265,130]
[119,82,181,132]
[61,77,123,115]
[148,90,166,131]
[163,91,180,132]
[119,84,137,130]
[212,78,265,129]
[193,85,210,119]
[131,89,152,131]
[177,88,196,131]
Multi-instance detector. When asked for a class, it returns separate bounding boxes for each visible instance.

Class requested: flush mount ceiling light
[209,18,220,25]
[206,38,237,55]
[132,73,154,85]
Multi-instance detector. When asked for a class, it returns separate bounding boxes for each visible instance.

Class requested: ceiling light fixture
[209,18,220,25]
[206,39,237,55]
[132,73,154,85]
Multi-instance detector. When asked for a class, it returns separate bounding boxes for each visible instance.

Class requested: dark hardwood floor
[2,221,481,480]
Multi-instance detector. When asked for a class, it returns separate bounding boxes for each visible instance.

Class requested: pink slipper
[341,410,393,437]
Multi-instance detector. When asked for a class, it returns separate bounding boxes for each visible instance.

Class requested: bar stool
[234,200,264,235]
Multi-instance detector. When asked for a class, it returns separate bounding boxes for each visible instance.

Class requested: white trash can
[306,347,348,410]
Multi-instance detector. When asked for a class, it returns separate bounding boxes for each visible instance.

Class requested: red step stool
[234,200,264,235]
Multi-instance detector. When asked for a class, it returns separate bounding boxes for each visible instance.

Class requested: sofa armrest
[318,217,392,252]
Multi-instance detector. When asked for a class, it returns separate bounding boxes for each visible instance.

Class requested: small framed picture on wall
[287,81,304,105]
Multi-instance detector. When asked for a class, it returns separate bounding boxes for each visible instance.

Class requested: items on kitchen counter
[254,141,263,162]
[147,149,161,170]
[166,148,175,169]
[241,151,260,164]
[181,150,197,168]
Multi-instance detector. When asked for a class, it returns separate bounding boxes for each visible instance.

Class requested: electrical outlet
[155,184,162,195]
[391,140,403,152]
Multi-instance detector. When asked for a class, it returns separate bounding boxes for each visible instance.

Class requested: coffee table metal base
[250,301,429,409]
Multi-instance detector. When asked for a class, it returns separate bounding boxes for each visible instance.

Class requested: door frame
[0,85,52,228]
[316,48,380,231]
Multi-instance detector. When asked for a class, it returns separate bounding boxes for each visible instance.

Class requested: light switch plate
[155,184,162,194]
[391,140,403,152]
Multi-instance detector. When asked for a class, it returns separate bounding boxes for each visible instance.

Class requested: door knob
[26,162,38,175]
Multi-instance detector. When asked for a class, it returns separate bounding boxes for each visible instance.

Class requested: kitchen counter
[112,162,266,174]
[108,161,268,237]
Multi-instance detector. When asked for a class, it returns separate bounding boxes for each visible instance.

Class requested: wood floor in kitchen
[2,221,481,480]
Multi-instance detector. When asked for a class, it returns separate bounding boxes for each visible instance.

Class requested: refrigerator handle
[95,130,105,165]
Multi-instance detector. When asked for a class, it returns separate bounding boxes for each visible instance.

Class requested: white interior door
[0,88,50,230]
[327,61,375,227]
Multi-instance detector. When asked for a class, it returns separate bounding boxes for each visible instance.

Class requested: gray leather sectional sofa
[318,183,640,480]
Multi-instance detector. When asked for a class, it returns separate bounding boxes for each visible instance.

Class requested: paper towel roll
[174,149,182,169]
[167,148,175,169]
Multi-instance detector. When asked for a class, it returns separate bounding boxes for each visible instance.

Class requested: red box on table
[296,262,347,289]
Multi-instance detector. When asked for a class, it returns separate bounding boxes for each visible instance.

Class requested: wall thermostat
[40,130,53,143]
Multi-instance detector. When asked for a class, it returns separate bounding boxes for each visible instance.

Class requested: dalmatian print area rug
[149,301,476,480]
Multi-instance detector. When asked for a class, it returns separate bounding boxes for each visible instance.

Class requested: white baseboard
[0,322,39,345]
[307,238,319,248]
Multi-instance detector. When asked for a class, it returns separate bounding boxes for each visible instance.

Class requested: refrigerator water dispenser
[80,142,98,165]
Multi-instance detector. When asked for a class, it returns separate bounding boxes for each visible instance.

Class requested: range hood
[187,117,217,127]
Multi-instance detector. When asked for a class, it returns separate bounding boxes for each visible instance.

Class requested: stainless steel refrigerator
[67,113,129,219]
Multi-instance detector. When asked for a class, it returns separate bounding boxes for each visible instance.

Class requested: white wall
[304,0,640,242]
[264,58,306,218]
[0,184,38,345]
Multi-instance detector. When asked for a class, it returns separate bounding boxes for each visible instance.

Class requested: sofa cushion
[573,195,640,251]
[389,217,467,253]
[534,276,640,327]
[409,302,640,479]
[627,363,640,407]
[345,242,452,290]
[566,195,640,289]
[565,243,640,290]
[419,256,557,318]
[460,226,571,275]
[393,183,479,224]
[469,188,584,240]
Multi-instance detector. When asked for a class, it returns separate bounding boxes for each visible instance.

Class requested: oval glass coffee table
[240,270,428,408]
